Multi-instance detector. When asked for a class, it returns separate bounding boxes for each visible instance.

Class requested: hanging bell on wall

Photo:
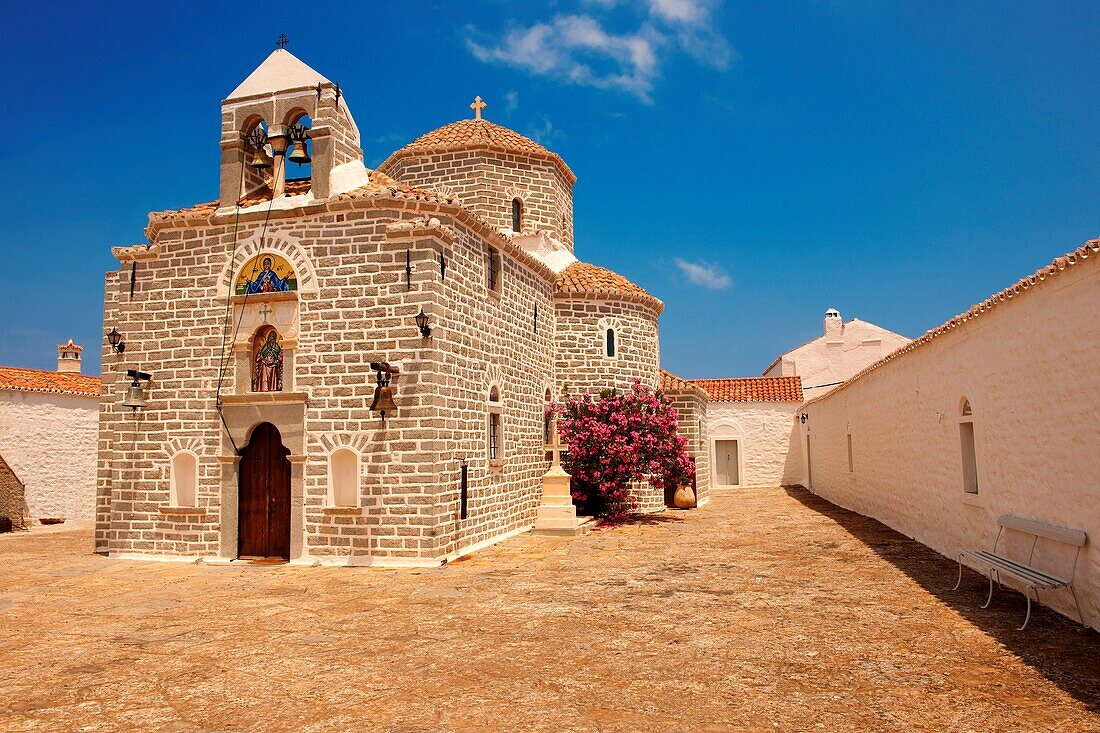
[287,139,311,165]
[369,384,397,418]
[249,146,273,169]
[121,381,148,411]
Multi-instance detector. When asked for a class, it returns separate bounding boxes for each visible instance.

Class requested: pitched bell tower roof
[226,48,333,101]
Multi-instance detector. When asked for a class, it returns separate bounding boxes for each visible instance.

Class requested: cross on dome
[276,34,288,49]
[470,96,487,120]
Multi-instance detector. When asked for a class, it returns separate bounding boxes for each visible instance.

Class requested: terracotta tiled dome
[381,119,576,184]
[554,262,663,312]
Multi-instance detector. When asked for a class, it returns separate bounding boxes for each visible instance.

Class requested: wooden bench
[953,515,1087,630]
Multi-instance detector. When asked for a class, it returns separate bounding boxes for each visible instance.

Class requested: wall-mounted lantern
[121,369,152,411]
[414,308,432,338]
[106,328,125,354]
[369,361,398,422]
[800,413,808,425]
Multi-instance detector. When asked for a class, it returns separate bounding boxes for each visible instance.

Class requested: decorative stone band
[384,217,457,246]
[111,243,161,263]
[378,141,577,186]
[553,290,664,315]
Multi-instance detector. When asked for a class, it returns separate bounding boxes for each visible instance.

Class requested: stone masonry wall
[0,391,98,523]
[382,150,575,250]
[0,454,27,529]
[553,298,660,397]
[97,198,555,563]
[667,390,711,507]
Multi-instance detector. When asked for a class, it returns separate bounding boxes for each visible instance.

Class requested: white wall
[766,319,910,398]
[0,392,99,522]
[803,254,1100,630]
[707,402,801,489]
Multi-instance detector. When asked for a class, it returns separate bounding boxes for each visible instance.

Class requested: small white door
[715,440,740,486]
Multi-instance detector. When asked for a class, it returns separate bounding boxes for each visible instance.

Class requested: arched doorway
[238,422,291,560]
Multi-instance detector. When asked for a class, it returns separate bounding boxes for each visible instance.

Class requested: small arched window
[328,448,359,507]
[487,384,503,466]
[170,451,198,507]
[605,329,617,358]
[958,397,978,494]
[511,198,523,232]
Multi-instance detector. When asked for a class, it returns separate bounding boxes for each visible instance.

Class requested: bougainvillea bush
[555,380,694,522]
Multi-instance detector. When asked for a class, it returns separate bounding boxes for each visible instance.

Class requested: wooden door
[238,422,291,559]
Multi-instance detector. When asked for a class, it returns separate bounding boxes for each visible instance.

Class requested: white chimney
[824,308,843,337]
[56,338,83,373]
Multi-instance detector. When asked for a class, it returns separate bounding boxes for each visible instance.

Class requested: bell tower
[219,42,365,207]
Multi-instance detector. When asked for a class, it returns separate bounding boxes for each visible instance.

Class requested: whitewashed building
[0,340,100,524]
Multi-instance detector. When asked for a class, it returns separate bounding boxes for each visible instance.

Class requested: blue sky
[1,1,1097,378]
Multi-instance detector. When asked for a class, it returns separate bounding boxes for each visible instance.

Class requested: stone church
[95,48,709,565]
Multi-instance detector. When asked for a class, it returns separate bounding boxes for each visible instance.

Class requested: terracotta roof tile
[380,118,576,184]
[805,237,1100,404]
[554,262,663,312]
[0,367,100,397]
[660,370,708,399]
[688,376,803,403]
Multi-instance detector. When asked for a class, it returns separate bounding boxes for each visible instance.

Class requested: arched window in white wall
[170,451,198,507]
[597,317,621,360]
[328,448,360,507]
[958,398,978,494]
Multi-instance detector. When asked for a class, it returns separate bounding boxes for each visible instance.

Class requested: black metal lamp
[800,413,808,424]
[414,308,431,337]
[106,328,125,354]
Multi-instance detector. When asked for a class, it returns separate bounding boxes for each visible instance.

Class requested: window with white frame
[328,447,360,507]
[959,398,978,494]
[170,451,198,507]
[487,384,503,465]
[511,198,523,232]
[597,317,621,360]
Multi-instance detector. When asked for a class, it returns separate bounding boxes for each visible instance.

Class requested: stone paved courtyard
[0,488,1097,732]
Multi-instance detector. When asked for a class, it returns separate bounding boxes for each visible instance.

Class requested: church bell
[121,382,148,410]
[287,139,311,165]
[369,361,399,421]
[369,384,397,416]
[249,147,273,169]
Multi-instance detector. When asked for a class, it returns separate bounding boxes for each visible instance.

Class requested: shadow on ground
[783,486,1100,713]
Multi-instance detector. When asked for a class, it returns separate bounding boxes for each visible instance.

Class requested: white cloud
[505,89,519,114]
[675,258,732,289]
[467,1,731,103]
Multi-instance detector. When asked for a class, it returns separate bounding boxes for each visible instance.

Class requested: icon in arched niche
[252,326,284,392]
[236,252,297,295]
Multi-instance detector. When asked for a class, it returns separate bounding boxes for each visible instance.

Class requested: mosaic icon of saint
[245,256,291,294]
[252,327,283,392]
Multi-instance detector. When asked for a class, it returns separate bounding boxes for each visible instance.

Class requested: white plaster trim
[513,231,577,274]
[328,160,371,195]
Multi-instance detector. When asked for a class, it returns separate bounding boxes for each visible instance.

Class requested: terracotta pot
[673,484,696,509]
